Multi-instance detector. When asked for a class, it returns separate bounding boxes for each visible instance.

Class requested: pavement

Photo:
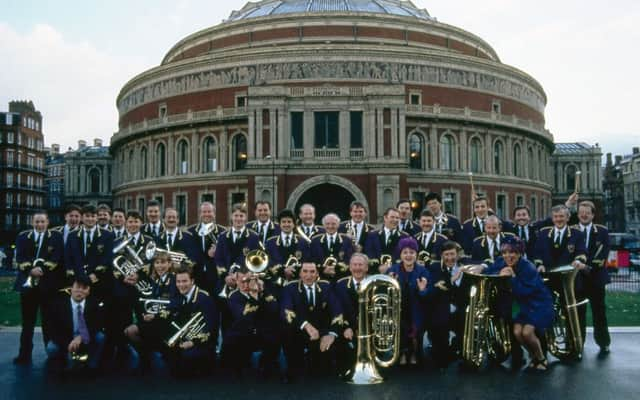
[0,330,638,400]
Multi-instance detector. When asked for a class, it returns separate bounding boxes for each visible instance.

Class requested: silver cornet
[139,297,171,315]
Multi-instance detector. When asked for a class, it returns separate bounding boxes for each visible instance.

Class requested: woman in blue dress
[494,236,554,371]
[386,237,429,366]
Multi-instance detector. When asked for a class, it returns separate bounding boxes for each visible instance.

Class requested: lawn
[1,276,639,327]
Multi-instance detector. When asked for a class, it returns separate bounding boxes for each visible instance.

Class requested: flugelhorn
[139,297,171,315]
[24,258,45,288]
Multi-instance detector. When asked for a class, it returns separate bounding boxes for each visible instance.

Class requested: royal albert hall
[110,0,554,225]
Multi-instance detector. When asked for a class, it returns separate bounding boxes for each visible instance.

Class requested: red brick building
[111,0,554,225]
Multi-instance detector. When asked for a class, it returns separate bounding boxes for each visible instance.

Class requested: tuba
[166,312,208,348]
[544,265,588,361]
[462,266,512,369]
[24,258,45,288]
[348,274,401,385]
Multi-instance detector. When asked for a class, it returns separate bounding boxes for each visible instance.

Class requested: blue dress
[489,257,554,330]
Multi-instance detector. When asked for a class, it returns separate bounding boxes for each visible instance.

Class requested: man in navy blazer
[574,200,611,354]
[280,262,345,380]
[214,204,261,272]
[414,209,449,265]
[64,205,114,304]
[338,201,375,254]
[425,192,462,243]
[310,213,353,282]
[13,210,65,365]
[509,205,540,260]
[533,205,587,272]
[156,207,197,265]
[397,199,421,236]
[364,207,408,273]
[471,216,516,264]
[246,200,281,245]
[265,209,310,284]
[46,277,105,372]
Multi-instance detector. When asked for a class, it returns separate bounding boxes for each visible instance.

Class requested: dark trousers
[222,331,280,373]
[577,282,611,348]
[167,345,212,377]
[18,288,53,357]
[283,330,336,377]
[427,325,450,368]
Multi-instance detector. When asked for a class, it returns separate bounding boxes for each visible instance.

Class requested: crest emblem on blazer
[339,250,345,260]
[295,250,302,259]
[567,244,575,253]
[243,247,250,256]
[97,244,104,253]
[48,246,54,253]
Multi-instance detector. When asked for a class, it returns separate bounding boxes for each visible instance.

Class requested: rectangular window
[411,191,425,220]
[6,193,12,207]
[159,104,167,119]
[350,111,363,148]
[7,151,14,164]
[410,93,421,105]
[314,111,339,148]
[290,112,304,149]
[201,193,214,204]
[138,198,145,214]
[6,173,13,186]
[443,191,458,215]
[236,96,246,108]
[516,195,524,207]
[496,194,506,220]
[8,132,14,144]
[176,194,187,223]
[530,197,537,220]
[154,196,164,208]
[6,113,13,125]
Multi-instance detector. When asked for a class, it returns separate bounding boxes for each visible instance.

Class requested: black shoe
[13,355,32,365]
[598,346,610,357]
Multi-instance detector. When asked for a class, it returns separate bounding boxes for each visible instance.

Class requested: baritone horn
[544,265,588,361]
[348,274,401,385]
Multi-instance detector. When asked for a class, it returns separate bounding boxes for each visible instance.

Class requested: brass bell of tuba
[348,274,401,385]
[544,265,588,361]
[461,266,512,369]
[245,248,269,277]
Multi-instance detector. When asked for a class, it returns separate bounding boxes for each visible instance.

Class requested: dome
[226,0,432,22]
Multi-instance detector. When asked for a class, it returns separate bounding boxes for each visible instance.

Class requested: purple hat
[397,237,419,253]
[500,235,525,255]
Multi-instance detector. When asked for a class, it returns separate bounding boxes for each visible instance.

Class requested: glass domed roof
[226,0,432,22]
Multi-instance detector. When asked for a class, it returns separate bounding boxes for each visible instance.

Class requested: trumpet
[139,297,171,315]
[166,312,208,348]
[24,258,45,288]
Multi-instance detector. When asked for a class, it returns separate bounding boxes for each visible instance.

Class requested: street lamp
[265,154,275,212]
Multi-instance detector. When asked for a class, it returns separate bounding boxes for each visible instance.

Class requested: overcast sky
[1,0,638,160]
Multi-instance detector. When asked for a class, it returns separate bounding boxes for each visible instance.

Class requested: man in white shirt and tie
[471,215,513,264]
[338,201,373,253]
[415,210,448,265]
[298,203,325,238]
[110,208,127,241]
[265,209,310,283]
[247,201,281,245]
[54,204,81,245]
[143,200,165,240]
[310,213,353,281]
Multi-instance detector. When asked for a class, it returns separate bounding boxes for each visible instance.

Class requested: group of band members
[12,191,611,380]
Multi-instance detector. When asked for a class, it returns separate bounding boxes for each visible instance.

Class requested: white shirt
[383,227,395,243]
[476,217,485,232]
[281,232,293,246]
[487,236,500,260]
[33,230,44,256]
[351,221,363,241]
[233,227,245,242]
[326,233,337,248]
[554,226,567,243]
[183,285,196,303]
[70,298,87,335]
[422,228,435,248]
[112,227,125,239]
[580,223,593,246]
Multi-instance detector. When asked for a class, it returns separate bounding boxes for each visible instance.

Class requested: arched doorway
[294,183,355,224]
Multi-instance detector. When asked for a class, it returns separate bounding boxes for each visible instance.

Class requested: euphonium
[544,265,588,361]
[245,249,269,276]
[462,266,511,369]
[24,258,45,288]
[112,240,155,296]
[139,297,171,315]
[166,312,208,347]
[348,274,401,385]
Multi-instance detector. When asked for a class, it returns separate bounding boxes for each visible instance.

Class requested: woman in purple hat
[490,235,554,371]
[386,237,429,366]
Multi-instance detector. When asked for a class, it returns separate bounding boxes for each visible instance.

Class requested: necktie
[423,234,429,249]
[479,219,484,233]
[167,233,173,250]
[76,304,90,344]
[285,235,290,247]
[34,233,41,256]
[518,226,524,240]
[554,231,562,247]
[234,230,241,243]
[307,286,314,306]
[182,295,188,305]
[328,235,334,249]
[84,231,89,256]
[355,282,361,292]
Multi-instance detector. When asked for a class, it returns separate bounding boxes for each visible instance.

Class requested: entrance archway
[294,184,355,223]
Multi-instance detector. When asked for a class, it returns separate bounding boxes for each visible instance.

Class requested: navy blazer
[573,223,611,287]
[461,217,514,255]
[14,229,65,293]
[186,222,227,291]
[142,222,166,242]
[264,233,310,279]
[157,229,198,264]
[310,233,353,280]
[399,219,421,237]
[414,230,449,263]
[334,276,359,330]
[167,286,217,347]
[246,220,281,245]
[226,288,280,338]
[509,224,540,261]
[338,220,375,253]
[364,229,409,267]
[214,228,261,271]
[533,226,587,269]
[49,295,104,350]
[423,262,456,328]
[434,213,462,243]
[65,227,114,285]
[280,280,345,335]
[471,232,516,264]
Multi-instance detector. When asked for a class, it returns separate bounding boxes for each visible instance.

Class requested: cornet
[139,297,171,315]
[24,258,45,288]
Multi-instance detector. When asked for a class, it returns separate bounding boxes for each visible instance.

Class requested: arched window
[128,150,135,180]
[156,143,166,176]
[439,134,455,171]
[493,140,504,174]
[566,165,577,192]
[408,133,423,170]
[177,139,189,175]
[140,147,148,179]
[513,144,521,177]
[203,137,218,173]
[233,134,247,171]
[528,147,535,179]
[470,137,482,173]
[89,168,100,193]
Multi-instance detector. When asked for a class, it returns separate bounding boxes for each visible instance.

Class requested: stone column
[485,133,493,174]
[339,110,349,159]
[220,128,228,172]
[303,110,313,159]
[376,109,384,158]
[398,108,407,159]
[191,130,199,174]
[429,125,438,169]
[390,108,398,158]
[459,130,467,172]
[269,109,277,158]
[167,136,174,176]
[102,163,108,194]
[505,136,513,175]
[248,110,256,159]
[256,109,264,159]
[278,107,286,159]
[366,109,375,159]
